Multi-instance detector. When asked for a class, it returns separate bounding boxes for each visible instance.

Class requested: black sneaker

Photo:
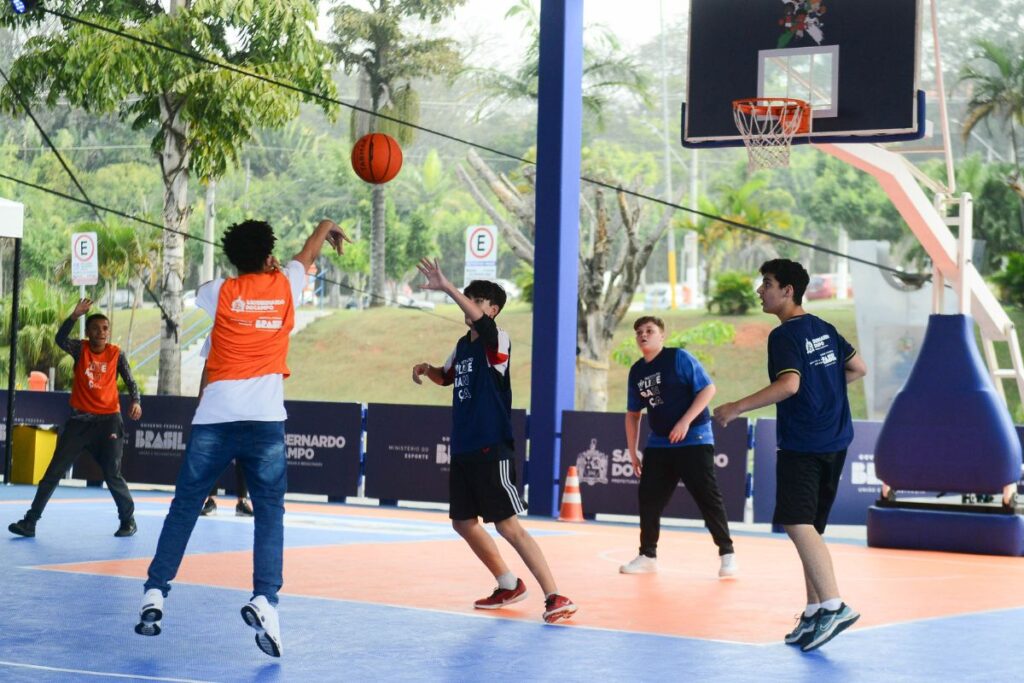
[801,603,860,652]
[200,498,217,516]
[235,499,254,517]
[115,518,138,537]
[8,518,36,538]
[784,610,819,646]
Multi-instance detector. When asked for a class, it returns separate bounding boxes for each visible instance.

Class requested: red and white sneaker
[542,594,578,623]
[474,578,528,609]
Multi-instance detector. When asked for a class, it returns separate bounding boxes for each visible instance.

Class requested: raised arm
[416,258,484,323]
[55,298,93,359]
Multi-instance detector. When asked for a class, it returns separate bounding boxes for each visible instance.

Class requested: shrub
[991,252,1024,307]
[707,272,759,315]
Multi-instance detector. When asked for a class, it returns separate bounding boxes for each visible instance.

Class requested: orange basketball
[351,133,403,184]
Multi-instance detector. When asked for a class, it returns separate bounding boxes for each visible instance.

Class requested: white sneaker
[241,595,282,657]
[135,588,164,636]
[718,553,738,579]
[619,554,657,574]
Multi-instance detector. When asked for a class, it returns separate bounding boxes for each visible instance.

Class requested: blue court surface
[1,484,1020,682]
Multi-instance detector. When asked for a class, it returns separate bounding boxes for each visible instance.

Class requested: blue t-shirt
[768,314,855,453]
[443,316,514,459]
[627,347,714,448]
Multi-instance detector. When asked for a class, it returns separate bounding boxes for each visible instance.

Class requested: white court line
[0,660,219,682]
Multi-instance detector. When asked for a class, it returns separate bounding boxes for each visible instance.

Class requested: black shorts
[773,449,847,534]
[449,447,526,523]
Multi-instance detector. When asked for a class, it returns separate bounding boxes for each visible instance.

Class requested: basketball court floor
[1,484,1020,682]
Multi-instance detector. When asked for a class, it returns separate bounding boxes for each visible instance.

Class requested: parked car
[394,294,436,311]
[182,289,197,308]
[806,274,836,300]
[643,282,696,310]
[494,278,521,300]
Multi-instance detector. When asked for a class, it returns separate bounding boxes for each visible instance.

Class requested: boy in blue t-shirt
[411,258,577,624]
[714,259,867,653]
[621,316,737,578]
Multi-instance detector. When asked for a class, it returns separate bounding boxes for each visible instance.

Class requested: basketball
[351,133,403,184]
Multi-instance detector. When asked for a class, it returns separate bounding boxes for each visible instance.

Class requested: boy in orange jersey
[8,298,143,538]
[136,218,348,658]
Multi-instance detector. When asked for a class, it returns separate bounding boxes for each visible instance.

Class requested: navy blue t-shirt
[768,314,855,453]
[443,315,513,459]
[627,347,714,448]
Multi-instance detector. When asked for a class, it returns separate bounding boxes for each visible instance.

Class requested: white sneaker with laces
[135,588,164,636]
[619,554,657,574]
[718,553,738,579]
[241,595,282,657]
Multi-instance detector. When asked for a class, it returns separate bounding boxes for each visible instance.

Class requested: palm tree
[329,0,464,307]
[958,39,1024,196]
[0,279,78,390]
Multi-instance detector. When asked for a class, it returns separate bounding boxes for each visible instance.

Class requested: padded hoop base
[867,506,1024,557]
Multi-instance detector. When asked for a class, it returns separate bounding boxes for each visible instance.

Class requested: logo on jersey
[637,371,664,408]
[576,438,609,486]
[230,296,286,313]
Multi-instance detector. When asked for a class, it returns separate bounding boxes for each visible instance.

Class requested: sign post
[71,231,98,337]
[463,225,497,286]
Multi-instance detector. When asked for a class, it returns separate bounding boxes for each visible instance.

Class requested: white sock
[804,603,821,617]
[496,572,518,590]
[821,598,843,612]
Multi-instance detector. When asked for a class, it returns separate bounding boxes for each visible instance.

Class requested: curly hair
[463,280,507,312]
[221,220,276,274]
[760,258,810,304]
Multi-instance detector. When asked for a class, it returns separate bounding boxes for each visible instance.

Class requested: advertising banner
[277,400,361,497]
[558,410,749,521]
[117,395,197,486]
[752,418,885,526]
[364,403,527,505]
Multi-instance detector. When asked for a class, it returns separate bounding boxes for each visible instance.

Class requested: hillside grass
[283,299,867,418]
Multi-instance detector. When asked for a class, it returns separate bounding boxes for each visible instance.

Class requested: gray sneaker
[784,610,818,646]
[801,603,860,652]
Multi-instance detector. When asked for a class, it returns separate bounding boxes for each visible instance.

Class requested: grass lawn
[284,299,868,418]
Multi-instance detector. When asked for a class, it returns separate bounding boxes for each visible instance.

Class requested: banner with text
[364,403,527,504]
[752,418,885,526]
[558,410,749,521]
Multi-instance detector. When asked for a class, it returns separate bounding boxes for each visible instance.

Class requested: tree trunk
[202,178,216,283]
[126,276,140,356]
[576,314,612,411]
[369,183,387,307]
[157,92,189,396]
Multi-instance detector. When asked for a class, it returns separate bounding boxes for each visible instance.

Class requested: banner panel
[558,410,748,521]
[365,404,526,505]
[0,390,72,476]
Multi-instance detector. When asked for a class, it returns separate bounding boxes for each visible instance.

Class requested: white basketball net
[732,99,810,171]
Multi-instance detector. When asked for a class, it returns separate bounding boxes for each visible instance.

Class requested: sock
[821,598,843,612]
[804,603,821,617]
[496,572,517,590]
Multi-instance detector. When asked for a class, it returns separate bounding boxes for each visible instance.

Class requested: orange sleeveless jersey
[70,342,122,415]
[206,270,296,383]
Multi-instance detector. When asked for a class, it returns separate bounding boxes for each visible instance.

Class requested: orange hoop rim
[732,97,811,136]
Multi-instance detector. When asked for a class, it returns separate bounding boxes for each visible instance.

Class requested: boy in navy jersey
[714,259,866,652]
[620,316,736,577]
[411,258,577,623]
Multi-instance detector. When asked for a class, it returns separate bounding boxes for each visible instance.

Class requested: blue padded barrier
[875,314,1021,492]
[867,506,1024,556]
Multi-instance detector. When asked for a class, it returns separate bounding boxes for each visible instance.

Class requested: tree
[957,39,1024,206]
[1,0,336,394]
[0,278,77,389]
[329,0,464,306]
[456,2,655,410]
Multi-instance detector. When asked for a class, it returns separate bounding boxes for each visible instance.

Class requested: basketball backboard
[682,0,925,148]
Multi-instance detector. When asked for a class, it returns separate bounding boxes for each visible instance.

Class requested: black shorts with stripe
[448,443,526,523]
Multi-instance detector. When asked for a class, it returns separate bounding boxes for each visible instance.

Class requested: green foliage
[991,252,1024,306]
[957,39,1024,172]
[611,321,736,368]
[0,278,78,389]
[707,272,759,315]
[513,263,534,305]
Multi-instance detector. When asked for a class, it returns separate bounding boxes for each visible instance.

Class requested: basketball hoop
[732,98,811,171]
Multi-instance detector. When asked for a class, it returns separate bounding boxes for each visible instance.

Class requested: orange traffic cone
[558,465,585,522]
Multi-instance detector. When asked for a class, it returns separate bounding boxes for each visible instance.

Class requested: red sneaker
[542,594,578,623]
[474,578,528,609]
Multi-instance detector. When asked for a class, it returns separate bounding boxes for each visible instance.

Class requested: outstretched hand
[72,298,93,319]
[416,258,449,292]
[322,220,353,255]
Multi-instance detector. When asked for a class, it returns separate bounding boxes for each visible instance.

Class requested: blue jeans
[145,421,287,604]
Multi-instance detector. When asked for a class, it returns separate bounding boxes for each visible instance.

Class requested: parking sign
[464,225,497,285]
[71,232,99,286]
